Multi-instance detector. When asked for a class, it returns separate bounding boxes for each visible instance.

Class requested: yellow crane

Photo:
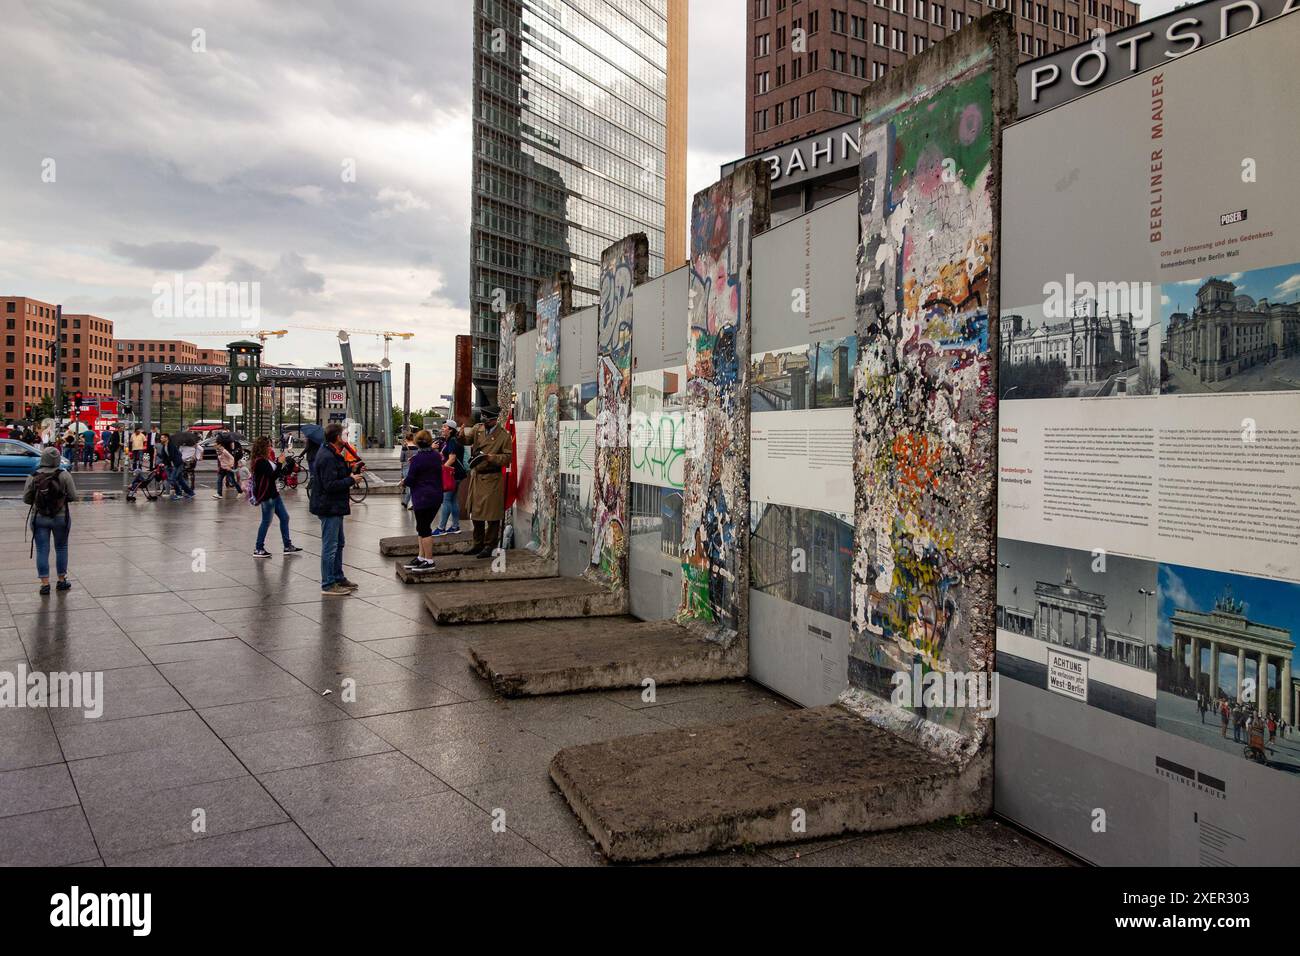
[190,329,289,346]
[286,326,415,367]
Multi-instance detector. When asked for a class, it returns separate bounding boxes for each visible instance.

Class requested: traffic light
[74,391,83,409]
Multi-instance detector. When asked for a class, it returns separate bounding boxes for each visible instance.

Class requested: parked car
[0,439,70,477]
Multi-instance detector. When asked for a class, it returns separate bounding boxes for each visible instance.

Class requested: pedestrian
[401,429,444,571]
[1197,692,1206,724]
[81,431,95,470]
[180,437,198,488]
[213,441,237,498]
[250,437,303,558]
[399,430,417,510]
[308,421,362,595]
[1220,698,1230,738]
[458,406,511,559]
[433,421,463,535]
[109,426,123,470]
[23,447,77,595]
[159,433,195,500]
[147,427,160,468]
[131,427,146,468]
[1268,713,1277,742]
[231,440,248,493]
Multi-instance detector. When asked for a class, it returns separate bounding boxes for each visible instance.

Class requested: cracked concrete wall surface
[843,14,1015,761]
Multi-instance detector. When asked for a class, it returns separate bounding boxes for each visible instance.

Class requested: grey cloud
[109,240,220,270]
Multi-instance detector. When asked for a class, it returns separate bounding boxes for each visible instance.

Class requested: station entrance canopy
[112,361,387,441]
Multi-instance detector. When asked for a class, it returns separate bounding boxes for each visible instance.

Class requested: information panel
[558,305,598,579]
[996,13,1300,865]
[747,194,857,706]
[629,266,688,621]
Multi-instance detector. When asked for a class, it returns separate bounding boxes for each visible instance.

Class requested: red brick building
[747,0,1139,154]
[0,296,60,421]
[59,313,116,399]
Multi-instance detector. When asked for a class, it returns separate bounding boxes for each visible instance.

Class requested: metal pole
[403,362,411,441]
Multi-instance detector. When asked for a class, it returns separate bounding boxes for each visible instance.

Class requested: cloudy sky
[0,0,745,408]
[0,0,1185,408]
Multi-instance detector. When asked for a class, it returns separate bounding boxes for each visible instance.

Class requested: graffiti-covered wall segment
[846,16,1014,754]
[678,161,771,641]
[526,273,570,564]
[589,235,648,590]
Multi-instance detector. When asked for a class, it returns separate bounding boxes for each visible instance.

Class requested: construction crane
[191,329,289,346]
[286,326,415,366]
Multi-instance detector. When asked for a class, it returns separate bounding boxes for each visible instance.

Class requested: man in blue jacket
[309,422,363,595]
[160,433,195,500]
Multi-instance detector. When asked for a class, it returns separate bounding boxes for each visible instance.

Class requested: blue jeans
[257,497,293,550]
[32,513,70,580]
[169,466,194,497]
[436,489,459,530]
[319,515,345,588]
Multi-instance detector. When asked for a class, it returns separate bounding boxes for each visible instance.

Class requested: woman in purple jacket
[400,429,444,571]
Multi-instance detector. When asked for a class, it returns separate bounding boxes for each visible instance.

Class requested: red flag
[503,410,518,511]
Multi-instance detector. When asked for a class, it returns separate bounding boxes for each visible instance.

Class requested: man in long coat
[460,406,512,558]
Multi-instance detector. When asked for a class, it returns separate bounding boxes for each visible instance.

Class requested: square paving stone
[257,751,448,818]
[107,822,329,867]
[223,719,394,774]
[0,763,80,819]
[198,692,349,739]
[0,805,99,866]
[295,790,556,866]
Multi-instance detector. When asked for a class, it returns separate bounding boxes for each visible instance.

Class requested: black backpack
[32,471,66,518]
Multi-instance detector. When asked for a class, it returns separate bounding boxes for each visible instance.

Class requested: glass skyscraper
[470,0,686,402]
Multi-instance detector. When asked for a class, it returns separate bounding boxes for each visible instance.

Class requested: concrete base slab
[549,705,992,862]
[470,618,745,697]
[423,576,625,625]
[395,550,554,584]
[379,532,469,557]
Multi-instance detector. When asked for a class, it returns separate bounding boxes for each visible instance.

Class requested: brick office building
[59,313,116,398]
[0,296,61,421]
[746,0,1139,155]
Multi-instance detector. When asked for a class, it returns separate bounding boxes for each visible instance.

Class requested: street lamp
[1138,587,1155,671]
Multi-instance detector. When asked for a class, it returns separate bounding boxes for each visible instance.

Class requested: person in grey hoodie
[22,447,78,595]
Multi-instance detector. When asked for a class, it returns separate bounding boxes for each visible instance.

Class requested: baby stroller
[127,462,170,501]
[277,452,306,490]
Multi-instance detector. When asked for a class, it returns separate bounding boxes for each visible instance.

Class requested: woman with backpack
[250,436,303,559]
[432,421,463,535]
[400,429,443,571]
[23,447,78,595]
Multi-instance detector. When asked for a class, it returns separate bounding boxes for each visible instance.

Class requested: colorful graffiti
[678,163,770,637]
[497,304,521,549]
[589,235,647,587]
[528,274,568,561]
[849,56,999,742]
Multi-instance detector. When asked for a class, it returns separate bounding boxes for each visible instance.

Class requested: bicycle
[349,470,369,504]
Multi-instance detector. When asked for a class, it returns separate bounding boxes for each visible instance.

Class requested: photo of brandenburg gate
[1167,592,1295,723]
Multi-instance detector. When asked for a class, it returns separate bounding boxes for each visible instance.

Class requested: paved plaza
[1157,693,1300,775]
[0,468,1071,866]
